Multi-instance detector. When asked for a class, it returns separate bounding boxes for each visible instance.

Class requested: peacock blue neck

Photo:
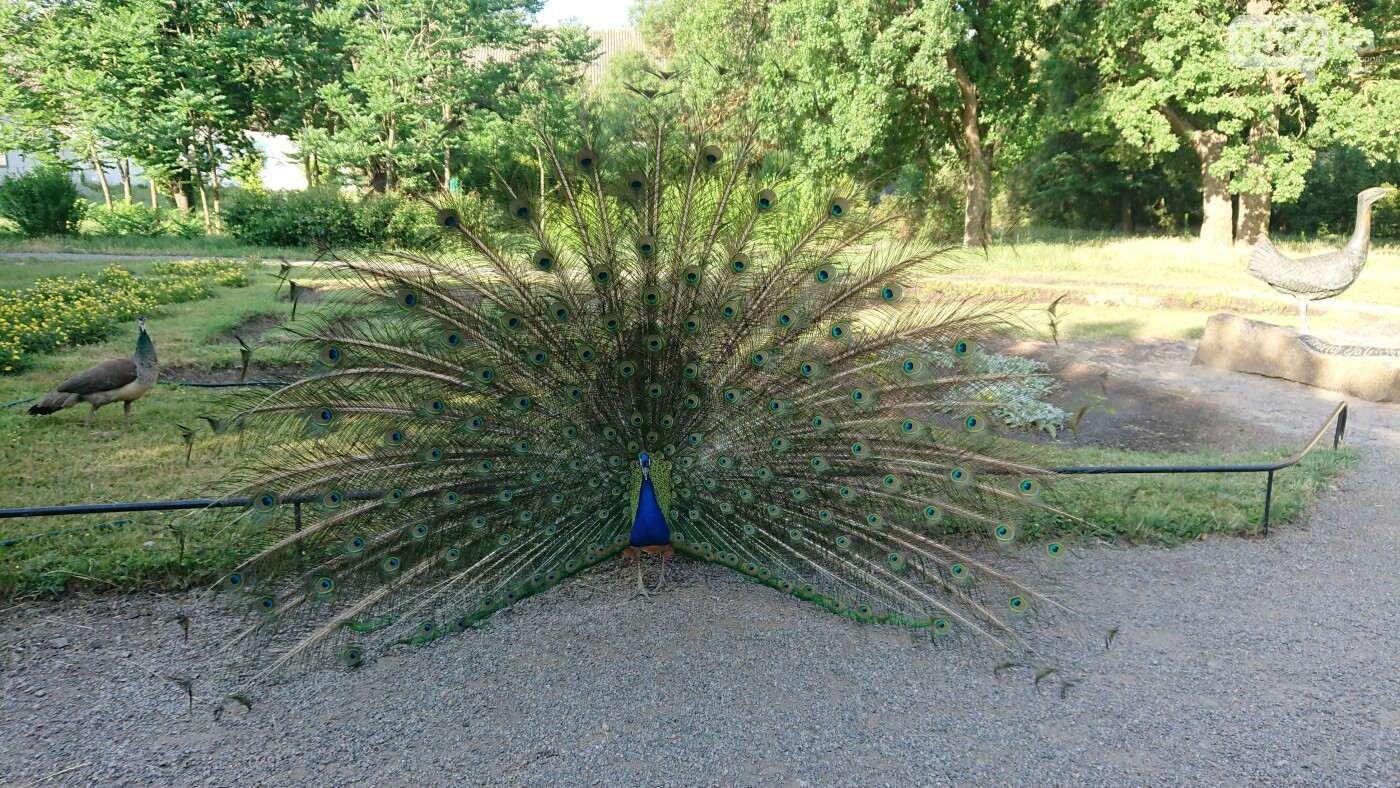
[629,477,670,547]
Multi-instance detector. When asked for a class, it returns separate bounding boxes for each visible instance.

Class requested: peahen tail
[211,97,1077,681]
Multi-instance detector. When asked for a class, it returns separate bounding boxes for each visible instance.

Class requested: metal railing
[0,402,1349,540]
[1043,400,1348,536]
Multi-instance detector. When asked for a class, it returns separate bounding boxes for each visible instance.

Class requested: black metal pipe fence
[0,402,1350,541]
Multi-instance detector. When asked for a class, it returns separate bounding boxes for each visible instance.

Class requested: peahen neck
[629,477,670,547]
[1346,195,1376,258]
[135,329,157,369]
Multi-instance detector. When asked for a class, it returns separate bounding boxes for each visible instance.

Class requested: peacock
[212,99,1081,685]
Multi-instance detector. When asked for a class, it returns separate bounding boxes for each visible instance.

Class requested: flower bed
[0,260,253,373]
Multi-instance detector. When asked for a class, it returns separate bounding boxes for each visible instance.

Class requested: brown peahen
[1247,186,1396,331]
[28,315,158,427]
[212,96,1081,684]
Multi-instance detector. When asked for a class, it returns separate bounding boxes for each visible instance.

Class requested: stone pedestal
[1193,313,1400,402]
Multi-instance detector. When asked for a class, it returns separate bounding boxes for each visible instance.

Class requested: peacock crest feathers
[212,96,1079,682]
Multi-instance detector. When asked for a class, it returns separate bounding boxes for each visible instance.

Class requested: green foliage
[0,260,249,374]
[0,166,86,238]
[223,189,441,249]
[1041,0,1398,240]
[1272,146,1400,239]
[1016,134,1202,233]
[294,0,593,193]
[646,0,1048,245]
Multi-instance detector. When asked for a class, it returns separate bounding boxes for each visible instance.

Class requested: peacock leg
[1298,299,1309,332]
[83,405,95,428]
[624,547,649,598]
[123,401,132,427]
[652,547,673,594]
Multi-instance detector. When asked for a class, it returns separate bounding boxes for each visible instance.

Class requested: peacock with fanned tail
[213,105,1082,683]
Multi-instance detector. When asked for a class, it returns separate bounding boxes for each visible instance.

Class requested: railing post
[1262,470,1274,537]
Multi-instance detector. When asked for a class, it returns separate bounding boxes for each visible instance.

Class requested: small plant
[0,165,87,237]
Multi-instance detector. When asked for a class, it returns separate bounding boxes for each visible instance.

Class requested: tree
[300,0,594,193]
[643,0,1047,247]
[1062,0,1390,245]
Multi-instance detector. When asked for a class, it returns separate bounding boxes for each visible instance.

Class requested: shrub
[0,166,87,238]
[88,203,164,236]
[223,189,449,249]
[224,189,377,248]
[87,203,206,238]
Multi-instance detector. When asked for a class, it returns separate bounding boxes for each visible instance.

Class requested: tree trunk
[149,178,159,210]
[205,139,222,232]
[948,52,990,248]
[1120,193,1134,234]
[1160,105,1233,245]
[172,177,192,213]
[196,175,212,235]
[88,147,113,209]
[1196,131,1234,245]
[1237,115,1274,245]
[118,160,132,204]
[1238,49,1281,245]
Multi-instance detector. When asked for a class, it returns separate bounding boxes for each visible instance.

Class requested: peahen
[28,315,158,427]
[214,109,1079,682]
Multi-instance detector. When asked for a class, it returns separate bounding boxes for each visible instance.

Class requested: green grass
[1032,444,1356,545]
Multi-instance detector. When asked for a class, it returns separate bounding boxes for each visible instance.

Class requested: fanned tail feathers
[210,97,1078,683]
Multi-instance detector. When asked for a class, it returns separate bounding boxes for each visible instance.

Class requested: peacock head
[1360,186,1397,206]
[638,452,651,478]
[137,315,147,334]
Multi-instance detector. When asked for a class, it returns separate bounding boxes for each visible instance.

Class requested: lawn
[0,237,1373,597]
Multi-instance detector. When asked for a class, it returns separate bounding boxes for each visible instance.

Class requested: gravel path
[2,340,1398,787]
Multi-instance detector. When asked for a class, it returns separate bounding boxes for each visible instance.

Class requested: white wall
[248,132,308,192]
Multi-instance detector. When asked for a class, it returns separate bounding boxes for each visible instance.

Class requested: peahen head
[1360,186,1397,206]
[135,315,155,360]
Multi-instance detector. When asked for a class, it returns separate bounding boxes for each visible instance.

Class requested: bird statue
[212,105,1080,684]
[1247,186,1397,331]
[28,315,158,427]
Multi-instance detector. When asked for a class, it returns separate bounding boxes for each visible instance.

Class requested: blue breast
[629,478,670,547]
